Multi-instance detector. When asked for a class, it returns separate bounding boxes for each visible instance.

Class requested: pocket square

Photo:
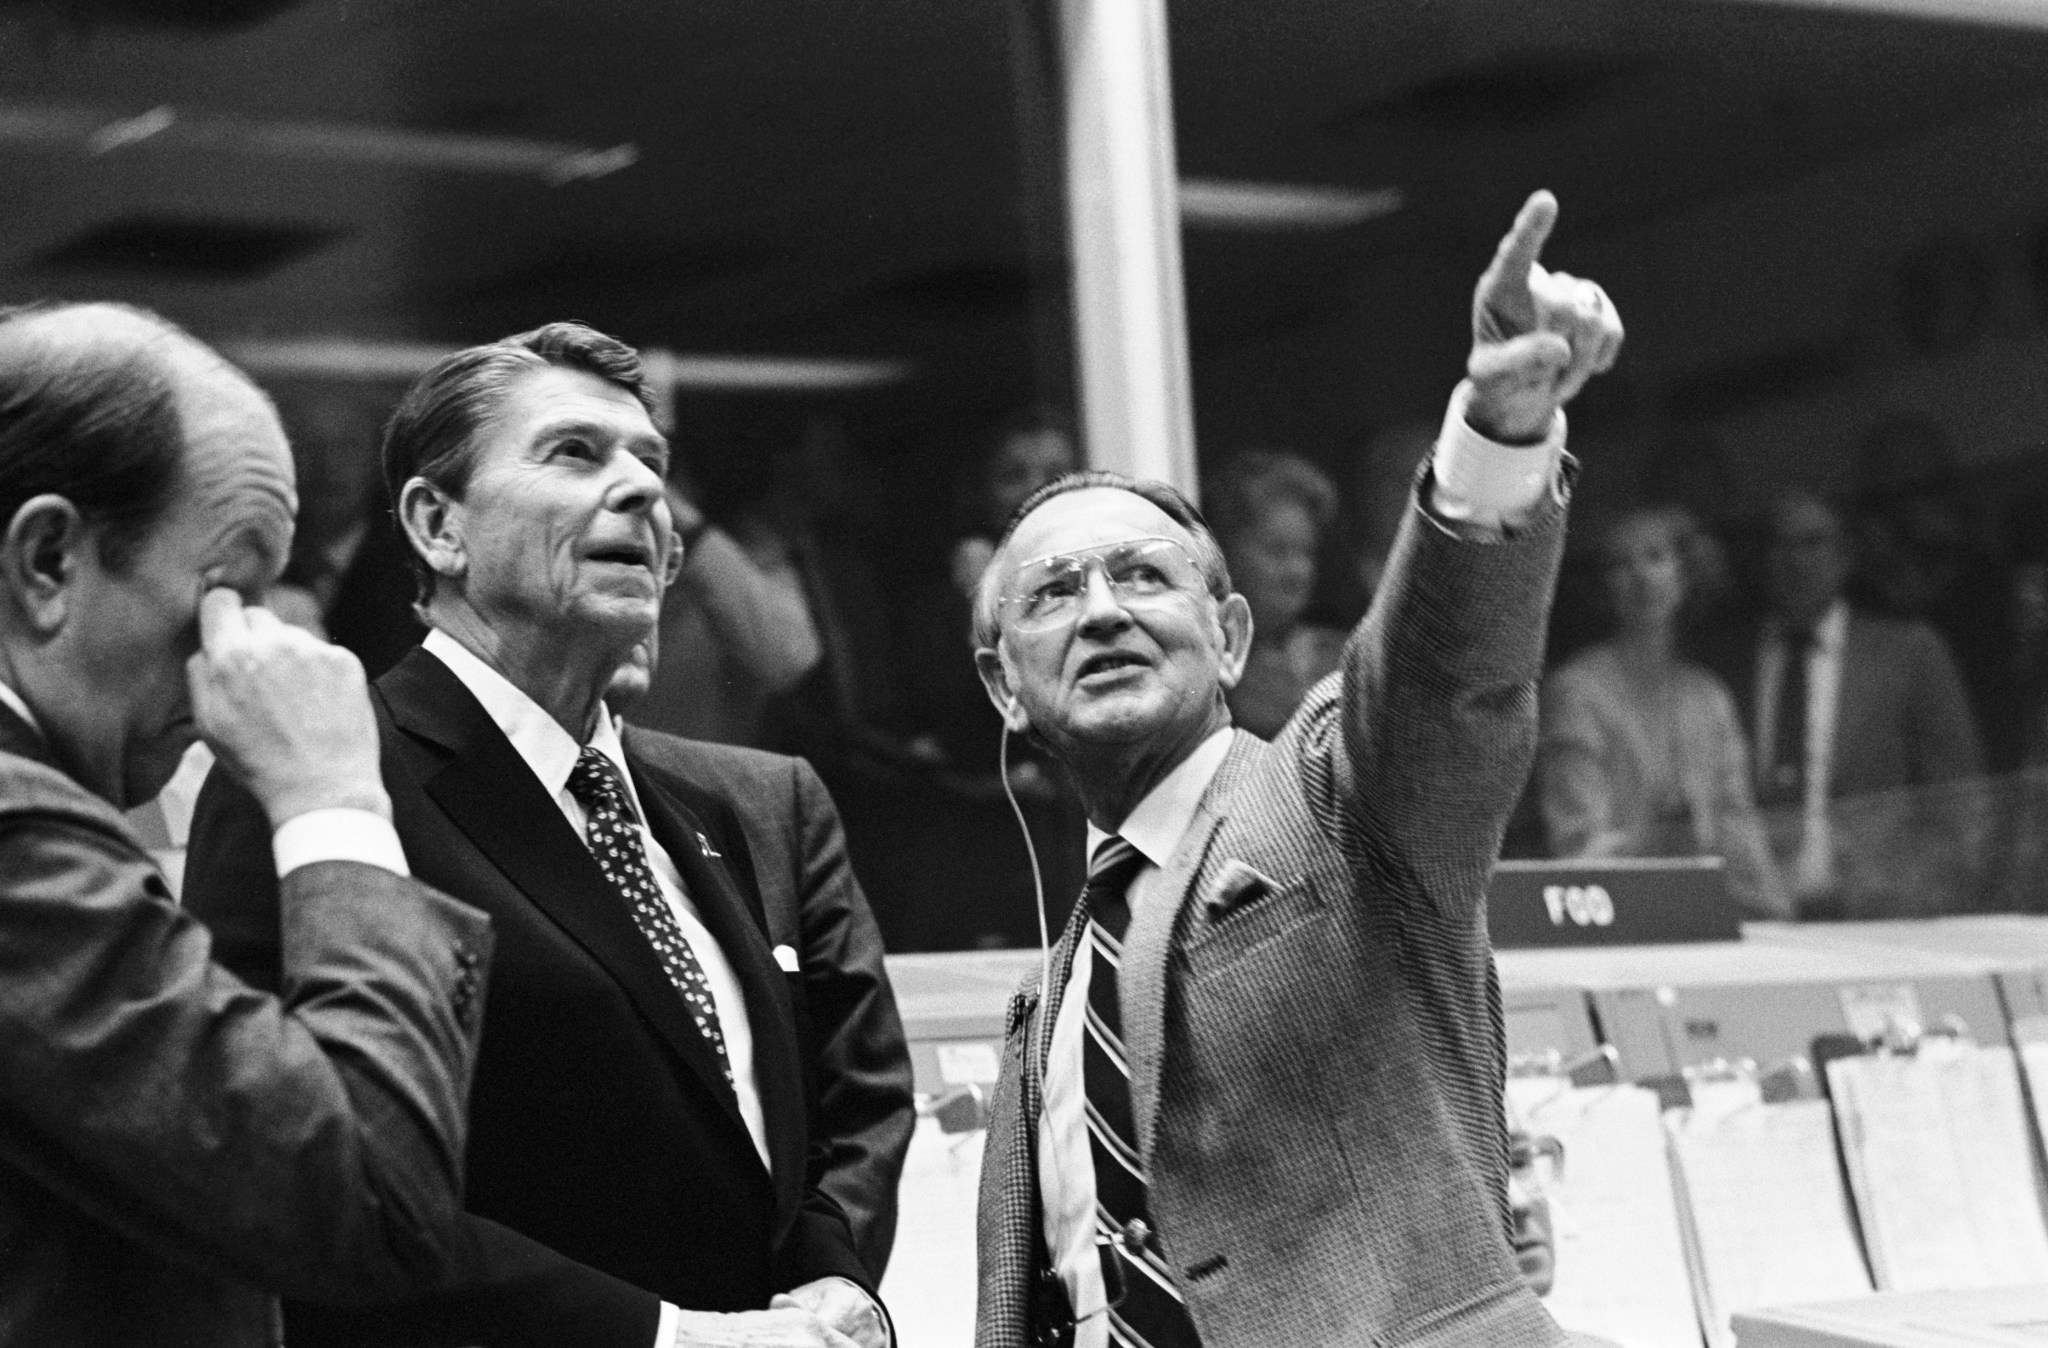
[772,944,800,972]
[1204,859,1280,918]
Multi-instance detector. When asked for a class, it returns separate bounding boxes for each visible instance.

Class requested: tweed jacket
[976,489,1569,1348]
[0,705,493,1347]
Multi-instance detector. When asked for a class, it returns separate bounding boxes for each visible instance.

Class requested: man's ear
[398,477,465,584]
[1214,591,1254,692]
[0,495,88,636]
[661,528,686,588]
[974,644,1031,734]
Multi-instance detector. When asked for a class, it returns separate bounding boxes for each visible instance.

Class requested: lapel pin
[772,944,800,973]
[695,831,722,859]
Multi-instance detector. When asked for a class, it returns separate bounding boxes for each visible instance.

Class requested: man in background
[1713,490,1983,916]
[0,301,492,1345]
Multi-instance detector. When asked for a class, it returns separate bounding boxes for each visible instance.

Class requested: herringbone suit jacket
[976,489,1569,1348]
[0,704,492,1347]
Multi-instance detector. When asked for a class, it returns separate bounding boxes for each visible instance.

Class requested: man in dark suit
[0,301,492,1345]
[968,192,1622,1348]
[1709,491,1983,916]
[187,322,906,1348]
[609,634,913,1278]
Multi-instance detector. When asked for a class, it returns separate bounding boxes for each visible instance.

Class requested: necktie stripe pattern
[567,747,734,1087]
[1082,837,1200,1348]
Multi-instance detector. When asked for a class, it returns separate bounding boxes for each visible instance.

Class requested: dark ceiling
[0,0,2044,439]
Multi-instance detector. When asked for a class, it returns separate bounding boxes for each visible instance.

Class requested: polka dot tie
[567,747,732,1087]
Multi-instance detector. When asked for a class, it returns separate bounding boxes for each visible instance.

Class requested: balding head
[0,302,286,573]
[0,302,297,806]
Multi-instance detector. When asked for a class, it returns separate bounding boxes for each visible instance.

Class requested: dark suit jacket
[1705,610,1987,918]
[618,726,914,1279]
[977,490,1569,1348]
[185,648,892,1346]
[0,706,492,1348]
[1711,609,1983,800]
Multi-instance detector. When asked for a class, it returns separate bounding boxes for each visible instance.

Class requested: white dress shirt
[1035,390,1567,1346]
[1752,599,1849,896]
[1038,728,1234,1345]
[421,629,770,1170]
[424,630,781,1348]
[0,679,409,880]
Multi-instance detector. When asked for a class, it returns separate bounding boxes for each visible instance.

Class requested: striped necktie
[1082,837,1201,1348]
[567,748,733,1087]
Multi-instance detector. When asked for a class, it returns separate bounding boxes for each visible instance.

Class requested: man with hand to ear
[0,301,492,1347]
[970,192,1621,1348]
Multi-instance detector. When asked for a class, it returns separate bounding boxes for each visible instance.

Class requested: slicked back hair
[381,321,655,604]
[0,301,205,573]
[971,470,1233,650]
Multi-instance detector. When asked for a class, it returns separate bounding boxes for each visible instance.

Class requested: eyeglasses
[1509,1132,1565,1196]
[999,537,1209,633]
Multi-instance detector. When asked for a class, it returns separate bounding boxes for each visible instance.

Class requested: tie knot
[567,747,631,815]
[1088,837,1146,893]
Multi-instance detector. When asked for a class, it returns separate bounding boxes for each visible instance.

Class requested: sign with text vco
[1488,857,1742,948]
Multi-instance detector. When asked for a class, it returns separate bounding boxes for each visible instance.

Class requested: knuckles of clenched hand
[186,587,388,826]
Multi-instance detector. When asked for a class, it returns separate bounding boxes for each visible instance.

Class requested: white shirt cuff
[1430,379,1567,531]
[272,808,410,879]
[655,1300,679,1348]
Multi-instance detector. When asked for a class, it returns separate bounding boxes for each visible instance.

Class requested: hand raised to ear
[188,588,389,829]
[1466,190,1624,444]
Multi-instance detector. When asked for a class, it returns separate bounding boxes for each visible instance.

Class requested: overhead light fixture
[1178,178,1404,231]
[219,336,913,393]
[0,101,636,185]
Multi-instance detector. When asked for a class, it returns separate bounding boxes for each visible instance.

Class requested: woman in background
[1207,449,1348,739]
[1539,506,1792,919]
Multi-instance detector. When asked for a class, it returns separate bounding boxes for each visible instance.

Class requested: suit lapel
[0,701,51,768]
[1030,896,1094,1121]
[1831,615,1874,751]
[380,650,755,1148]
[629,758,807,1205]
[1123,730,1260,1167]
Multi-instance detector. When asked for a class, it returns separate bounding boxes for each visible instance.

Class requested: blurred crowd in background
[237,395,2048,952]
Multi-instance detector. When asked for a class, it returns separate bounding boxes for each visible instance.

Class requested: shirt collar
[422,628,638,810]
[1773,598,1848,653]
[0,679,39,735]
[1085,726,1235,868]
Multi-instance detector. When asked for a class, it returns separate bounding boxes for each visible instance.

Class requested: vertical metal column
[1058,0,1198,495]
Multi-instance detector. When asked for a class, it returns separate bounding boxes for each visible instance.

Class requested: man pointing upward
[971,192,1621,1348]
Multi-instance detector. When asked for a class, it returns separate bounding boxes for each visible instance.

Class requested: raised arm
[1335,192,1623,911]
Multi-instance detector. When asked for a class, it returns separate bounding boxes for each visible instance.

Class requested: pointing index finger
[1483,190,1559,297]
